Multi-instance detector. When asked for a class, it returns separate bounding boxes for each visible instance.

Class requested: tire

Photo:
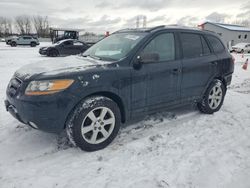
[197,79,226,114]
[11,42,17,47]
[30,42,36,47]
[241,49,244,54]
[48,49,59,57]
[66,96,121,151]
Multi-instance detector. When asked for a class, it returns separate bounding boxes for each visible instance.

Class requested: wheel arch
[214,76,227,89]
[48,47,59,56]
[64,91,126,129]
[202,76,227,97]
[85,91,126,124]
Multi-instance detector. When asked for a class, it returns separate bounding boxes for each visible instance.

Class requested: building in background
[198,21,250,50]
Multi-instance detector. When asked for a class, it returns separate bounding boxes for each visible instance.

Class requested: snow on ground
[0,42,250,188]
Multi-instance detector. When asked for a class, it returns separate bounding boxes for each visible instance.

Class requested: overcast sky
[0,0,250,33]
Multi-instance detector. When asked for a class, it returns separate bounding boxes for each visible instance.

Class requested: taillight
[232,55,235,64]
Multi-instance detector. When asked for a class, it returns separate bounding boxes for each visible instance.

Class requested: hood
[15,56,112,81]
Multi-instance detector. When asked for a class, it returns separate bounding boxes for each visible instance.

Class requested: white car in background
[232,43,250,53]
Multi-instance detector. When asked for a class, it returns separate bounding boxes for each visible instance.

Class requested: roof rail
[147,25,165,32]
[114,25,167,34]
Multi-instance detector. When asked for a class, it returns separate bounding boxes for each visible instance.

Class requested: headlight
[25,79,74,95]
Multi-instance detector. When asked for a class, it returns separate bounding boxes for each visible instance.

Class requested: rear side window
[207,35,225,53]
[64,40,73,46]
[142,33,175,61]
[74,41,84,46]
[181,33,203,58]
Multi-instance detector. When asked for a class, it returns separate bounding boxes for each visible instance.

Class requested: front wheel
[198,79,226,114]
[11,42,17,47]
[48,49,59,57]
[66,96,121,151]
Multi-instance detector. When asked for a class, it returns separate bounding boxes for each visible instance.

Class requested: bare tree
[33,15,49,37]
[15,15,32,34]
[0,17,12,37]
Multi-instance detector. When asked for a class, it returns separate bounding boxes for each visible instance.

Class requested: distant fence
[79,35,104,43]
[38,38,51,42]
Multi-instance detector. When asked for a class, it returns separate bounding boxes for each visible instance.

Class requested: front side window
[141,33,175,62]
[83,33,147,61]
[181,33,203,58]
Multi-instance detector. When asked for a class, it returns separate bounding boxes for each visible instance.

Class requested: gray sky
[0,0,250,33]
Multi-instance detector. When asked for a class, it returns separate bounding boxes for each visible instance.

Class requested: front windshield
[83,33,147,61]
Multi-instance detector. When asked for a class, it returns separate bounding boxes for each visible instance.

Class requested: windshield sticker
[124,35,140,40]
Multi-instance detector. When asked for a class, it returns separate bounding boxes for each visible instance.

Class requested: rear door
[180,32,217,101]
[72,41,88,54]
[23,36,32,45]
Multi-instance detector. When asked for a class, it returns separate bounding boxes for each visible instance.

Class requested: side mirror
[133,56,143,70]
[133,52,160,70]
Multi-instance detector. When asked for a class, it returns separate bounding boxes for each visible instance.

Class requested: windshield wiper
[82,54,101,60]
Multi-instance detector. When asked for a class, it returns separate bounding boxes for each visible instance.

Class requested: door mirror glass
[139,52,160,63]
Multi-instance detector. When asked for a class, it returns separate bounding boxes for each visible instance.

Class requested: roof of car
[55,39,86,44]
[114,25,216,35]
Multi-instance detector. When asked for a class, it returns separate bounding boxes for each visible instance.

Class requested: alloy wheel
[208,85,223,110]
[81,107,115,144]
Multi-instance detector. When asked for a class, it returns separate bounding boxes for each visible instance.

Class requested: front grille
[8,77,22,97]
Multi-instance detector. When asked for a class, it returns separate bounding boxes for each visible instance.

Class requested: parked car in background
[5,26,234,151]
[9,35,39,47]
[39,39,89,57]
[231,43,250,53]
[1,38,5,42]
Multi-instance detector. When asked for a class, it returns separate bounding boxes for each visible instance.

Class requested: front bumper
[5,84,79,133]
[39,49,47,55]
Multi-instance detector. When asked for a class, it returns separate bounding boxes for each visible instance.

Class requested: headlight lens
[25,79,74,95]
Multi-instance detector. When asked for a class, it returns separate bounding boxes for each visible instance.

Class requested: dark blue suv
[5,26,234,151]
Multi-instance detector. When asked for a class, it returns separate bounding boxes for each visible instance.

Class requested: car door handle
[171,68,181,74]
[211,61,218,66]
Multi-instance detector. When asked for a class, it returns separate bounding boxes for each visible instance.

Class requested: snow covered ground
[0,42,250,188]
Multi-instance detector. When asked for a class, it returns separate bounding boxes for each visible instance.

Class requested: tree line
[0,15,50,38]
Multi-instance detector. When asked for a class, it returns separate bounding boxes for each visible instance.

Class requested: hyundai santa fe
[5,25,234,151]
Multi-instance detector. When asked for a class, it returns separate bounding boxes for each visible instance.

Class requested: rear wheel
[66,96,121,151]
[11,42,17,47]
[198,79,226,114]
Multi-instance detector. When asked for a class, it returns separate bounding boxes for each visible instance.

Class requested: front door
[131,32,181,116]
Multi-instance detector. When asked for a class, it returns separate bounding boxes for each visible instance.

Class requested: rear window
[207,35,225,53]
[181,33,203,59]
